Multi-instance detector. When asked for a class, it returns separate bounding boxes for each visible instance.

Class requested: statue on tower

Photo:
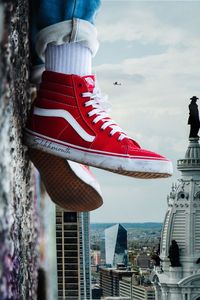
[168,240,181,267]
[188,96,200,138]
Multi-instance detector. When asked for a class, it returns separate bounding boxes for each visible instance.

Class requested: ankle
[45,42,92,76]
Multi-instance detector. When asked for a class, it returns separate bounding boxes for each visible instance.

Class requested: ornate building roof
[177,138,200,171]
[153,138,200,299]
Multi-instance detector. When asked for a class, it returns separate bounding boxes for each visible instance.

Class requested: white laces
[82,87,127,141]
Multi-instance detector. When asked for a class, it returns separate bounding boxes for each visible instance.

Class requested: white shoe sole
[24,129,173,179]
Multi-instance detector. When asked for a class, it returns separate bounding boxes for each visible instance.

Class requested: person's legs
[31,0,100,29]
[26,0,173,179]
[30,0,100,68]
[27,0,103,212]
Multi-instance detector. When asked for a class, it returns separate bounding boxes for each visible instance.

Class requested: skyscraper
[79,211,91,299]
[105,224,128,267]
[152,138,200,299]
[56,207,91,300]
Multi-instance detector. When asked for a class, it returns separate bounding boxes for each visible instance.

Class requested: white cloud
[97,7,192,47]
[95,44,200,112]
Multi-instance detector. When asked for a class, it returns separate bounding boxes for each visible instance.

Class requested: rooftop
[177,138,200,170]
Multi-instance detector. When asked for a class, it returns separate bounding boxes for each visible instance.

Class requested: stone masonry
[0,1,39,299]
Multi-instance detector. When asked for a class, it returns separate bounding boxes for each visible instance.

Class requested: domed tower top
[177,138,200,172]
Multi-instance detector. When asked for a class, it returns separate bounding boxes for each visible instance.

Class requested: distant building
[91,250,101,265]
[119,277,155,300]
[99,238,106,263]
[92,285,102,299]
[105,224,128,267]
[56,208,91,299]
[99,266,133,297]
[152,138,200,299]
[79,211,91,299]
[136,252,151,269]
[101,297,130,300]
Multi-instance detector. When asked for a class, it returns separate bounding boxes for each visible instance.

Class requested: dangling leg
[27,0,103,212]
[26,0,173,179]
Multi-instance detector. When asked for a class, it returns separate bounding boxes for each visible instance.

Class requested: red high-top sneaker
[24,71,173,179]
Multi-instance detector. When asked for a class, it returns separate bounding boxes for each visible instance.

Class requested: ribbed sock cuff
[45,42,92,76]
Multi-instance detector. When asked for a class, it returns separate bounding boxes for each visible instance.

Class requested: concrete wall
[0,1,39,299]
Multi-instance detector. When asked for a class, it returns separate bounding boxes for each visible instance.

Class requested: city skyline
[90,0,200,223]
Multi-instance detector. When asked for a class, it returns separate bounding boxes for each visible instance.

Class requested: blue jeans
[30,0,101,65]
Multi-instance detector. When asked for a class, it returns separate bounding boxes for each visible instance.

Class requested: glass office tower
[105,224,128,267]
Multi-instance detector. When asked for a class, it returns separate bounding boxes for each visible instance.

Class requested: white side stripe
[33,107,95,142]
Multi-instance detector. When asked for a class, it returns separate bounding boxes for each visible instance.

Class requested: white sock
[45,42,92,76]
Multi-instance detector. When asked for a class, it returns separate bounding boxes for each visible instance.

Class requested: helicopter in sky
[113,81,122,86]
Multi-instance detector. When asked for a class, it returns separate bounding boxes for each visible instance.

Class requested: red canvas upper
[27,71,168,161]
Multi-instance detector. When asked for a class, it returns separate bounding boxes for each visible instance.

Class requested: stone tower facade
[153,138,200,300]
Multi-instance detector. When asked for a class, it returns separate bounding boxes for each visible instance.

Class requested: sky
[90,0,200,223]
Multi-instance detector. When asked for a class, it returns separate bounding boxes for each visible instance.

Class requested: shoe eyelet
[80,93,83,97]
[78,83,83,88]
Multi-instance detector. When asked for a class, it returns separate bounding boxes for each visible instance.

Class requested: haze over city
[91,0,200,223]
